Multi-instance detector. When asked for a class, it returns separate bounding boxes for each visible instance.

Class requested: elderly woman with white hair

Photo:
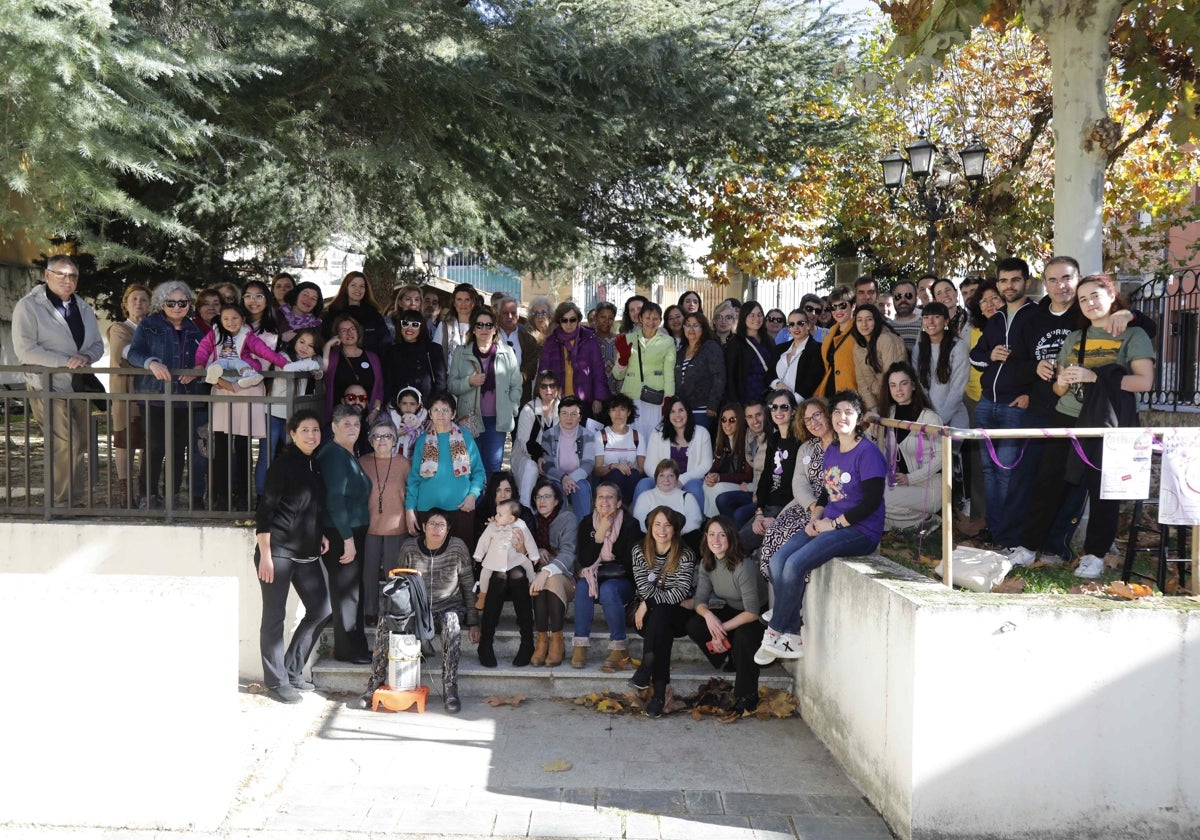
[127,280,206,508]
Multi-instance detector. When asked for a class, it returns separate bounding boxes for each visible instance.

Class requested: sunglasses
[399,319,422,329]
[163,300,189,309]
[770,403,793,412]
[343,394,368,404]
[804,306,821,314]
[895,292,915,300]
[830,302,850,312]
[474,322,494,329]
[559,316,579,324]
[720,416,738,423]
[766,315,784,323]
[787,320,807,328]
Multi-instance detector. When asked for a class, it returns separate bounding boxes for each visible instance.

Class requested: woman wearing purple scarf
[539,301,609,422]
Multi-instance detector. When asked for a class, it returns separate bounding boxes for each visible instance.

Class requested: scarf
[534,510,556,553]
[473,342,498,393]
[418,425,472,478]
[596,508,624,564]
[282,305,322,331]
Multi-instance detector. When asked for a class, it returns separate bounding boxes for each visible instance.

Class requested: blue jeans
[768,526,875,635]
[557,477,592,521]
[574,576,634,642]
[255,415,287,495]
[974,398,1027,539]
[634,476,705,507]
[725,496,756,530]
[190,406,209,499]
[476,415,505,476]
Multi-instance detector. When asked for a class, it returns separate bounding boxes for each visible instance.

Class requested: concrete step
[311,650,796,697]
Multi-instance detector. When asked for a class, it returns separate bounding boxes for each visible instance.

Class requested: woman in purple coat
[539,301,610,422]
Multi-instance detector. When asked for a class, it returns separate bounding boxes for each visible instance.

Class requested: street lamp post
[878,134,989,275]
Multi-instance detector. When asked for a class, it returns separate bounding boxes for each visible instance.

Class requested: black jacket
[778,337,825,400]
[255,444,326,559]
[574,512,642,582]
[1066,363,1139,485]
[382,338,447,405]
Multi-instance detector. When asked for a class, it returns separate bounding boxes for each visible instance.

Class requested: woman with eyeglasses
[359,417,412,625]
[759,397,835,578]
[815,285,856,398]
[850,303,906,413]
[723,300,776,406]
[523,478,580,667]
[405,391,487,546]
[737,389,800,552]
[527,295,554,343]
[448,305,523,476]
[754,389,886,665]
[538,301,609,421]
[317,403,373,664]
[512,370,561,505]
[322,313,385,424]
[771,308,824,401]
[876,362,943,530]
[673,311,725,435]
[711,300,739,347]
[382,306,446,405]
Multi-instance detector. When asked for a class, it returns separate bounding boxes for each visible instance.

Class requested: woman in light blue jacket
[448,305,523,475]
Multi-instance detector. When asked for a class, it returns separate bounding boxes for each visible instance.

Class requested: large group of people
[13,256,1156,716]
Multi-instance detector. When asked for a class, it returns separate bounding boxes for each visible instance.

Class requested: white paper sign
[1159,428,1200,525]
[1100,429,1153,500]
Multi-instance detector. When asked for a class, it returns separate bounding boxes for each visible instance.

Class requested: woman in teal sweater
[318,403,373,663]
[405,391,487,546]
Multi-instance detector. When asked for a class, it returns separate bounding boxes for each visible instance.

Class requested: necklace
[371,453,394,515]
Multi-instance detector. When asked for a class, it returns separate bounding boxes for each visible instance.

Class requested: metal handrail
[873,415,1199,589]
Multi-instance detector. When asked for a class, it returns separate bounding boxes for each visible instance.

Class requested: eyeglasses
[474,322,494,329]
[980,296,1003,308]
[787,320,807,328]
[337,327,358,335]
[766,315,784,324]
[559,316,579,324]
[243,293,266,301]
[830,302,850,312]
[804,411,825,424]
[770,403,793,412]
[430,406,453,415]
[343,394,368,404]
[46,268,80,281]
[369,433,396,441]
[895,292,915,300]
[534,493,556,501]
[399,319,422,329]
[531,310,549,318]
[716,314,736,322]
[425,521,448,530]
[163,300,190,309]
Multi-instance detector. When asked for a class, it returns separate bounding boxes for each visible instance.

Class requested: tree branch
[1106,108,1164,166]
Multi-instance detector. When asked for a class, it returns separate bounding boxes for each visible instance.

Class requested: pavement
[4,686,894,840]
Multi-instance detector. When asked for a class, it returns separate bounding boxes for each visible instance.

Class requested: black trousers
[256,553,331,690]
[210,431,250,509]
[685,605,765,701]
[322,525,370,660]
[638,602,692,689]
[143,404,190,499]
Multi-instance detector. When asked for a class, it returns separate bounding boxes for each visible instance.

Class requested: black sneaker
[643,696,664,718]
[731,695,758,715]
[268,684,303,704]
[290,679,316,692]
[628,665,651,691]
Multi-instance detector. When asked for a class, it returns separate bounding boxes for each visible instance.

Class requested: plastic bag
[934,547,1013,593]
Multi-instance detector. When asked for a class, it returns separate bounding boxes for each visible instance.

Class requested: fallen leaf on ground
[596,699,623,713]
[541,759,572,772]
[247,682,268,695]
[992,577,1027,594]
[1106,581,1153,600]
[483,694,526,708]
[917,554,941,567]
[1069,582,1105,596]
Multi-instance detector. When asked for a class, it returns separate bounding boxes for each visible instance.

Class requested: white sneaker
[1039,553,1065,567]
[237,371,264,388]
[753,630,780,665]
[1074,554,1105,579]
[1005,546,1037,567]
[771,632,805,660]
[761,609,773,624]
[205,364,224,385]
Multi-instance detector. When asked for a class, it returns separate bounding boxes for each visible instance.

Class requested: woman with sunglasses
[538,300,609,421]
[815,286,856,398]
[737,389,800,552]
[724,300,776,405]
[849,303,906,413]
[754,390,886,665]
[448,305,523,475]
[771,308,824,400]
[764,308,788,345]
[512,370,561,505]
[382,306,446,404]
[673,311,725,435]
[701,403,749,517]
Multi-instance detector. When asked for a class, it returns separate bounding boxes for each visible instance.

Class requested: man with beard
[887,279,923,353]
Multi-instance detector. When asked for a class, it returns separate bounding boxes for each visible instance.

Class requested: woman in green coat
[613,301,676,445]
[447,305,523,475]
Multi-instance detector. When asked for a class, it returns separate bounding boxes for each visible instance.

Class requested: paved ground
[5,687,894,840]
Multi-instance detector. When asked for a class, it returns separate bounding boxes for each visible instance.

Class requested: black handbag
[637,341,665,405]
[72,372,108,411]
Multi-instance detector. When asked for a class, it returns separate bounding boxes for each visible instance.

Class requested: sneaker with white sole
[1005,546,1037,567]
[237,371,264,388]
[205,364,224,385]
[761,608,773,624]
[771,632,804,659]
[1039,553,1065,567]
[753,629,780,665]
[1074,554,1105,579]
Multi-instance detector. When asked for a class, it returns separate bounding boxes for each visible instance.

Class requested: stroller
[360,568,434,704]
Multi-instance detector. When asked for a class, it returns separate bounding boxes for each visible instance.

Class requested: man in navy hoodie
[968,257,1039,545]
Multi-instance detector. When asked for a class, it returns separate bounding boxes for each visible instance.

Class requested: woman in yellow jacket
[613,301,677,444]
[816,285,856,399]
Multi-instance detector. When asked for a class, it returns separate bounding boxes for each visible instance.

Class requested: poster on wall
[1158,428,1200,525]
[1100,429,1153,500]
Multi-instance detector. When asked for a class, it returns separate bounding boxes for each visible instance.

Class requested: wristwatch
[833,518,845,530]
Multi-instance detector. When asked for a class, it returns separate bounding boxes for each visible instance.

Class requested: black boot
[511,585,535,667]
[644,682,666,718]
[478,578,504,668]
[444,682,461,714]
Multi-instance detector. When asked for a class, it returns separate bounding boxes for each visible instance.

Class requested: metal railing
[875,416,1199,589]
[1128,266,1200,410]
[1,366,320,521]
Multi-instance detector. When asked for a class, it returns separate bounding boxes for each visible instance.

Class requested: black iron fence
[1129,266,1200,410]
[0,366,320,521]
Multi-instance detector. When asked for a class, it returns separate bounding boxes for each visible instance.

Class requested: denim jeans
[973,397,1027,539]
[574,576,634,642]
[476,415,505,476]
[768,526,876,635]
[557,477,592,521]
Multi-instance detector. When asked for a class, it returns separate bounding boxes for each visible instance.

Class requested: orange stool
[371,685,429,713]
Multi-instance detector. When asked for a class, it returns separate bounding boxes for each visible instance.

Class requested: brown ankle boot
[546,631,565,667]
[570,645,588,668]
[529,631,549,666]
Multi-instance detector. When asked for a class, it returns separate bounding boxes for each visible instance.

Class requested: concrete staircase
[312,610,796,699]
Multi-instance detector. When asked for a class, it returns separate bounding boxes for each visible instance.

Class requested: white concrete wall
[0,573,238,830]
[0,521,287,681]
[795,556,1200,840]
